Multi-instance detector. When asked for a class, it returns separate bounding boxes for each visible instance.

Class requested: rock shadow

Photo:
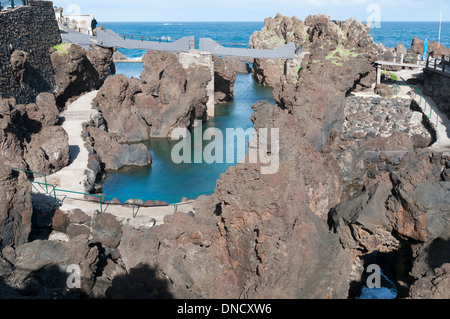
[425,237,450,271]
[410,99,437,144]
[0,265,88,299]
[29,193,59,242]
[68,145,81,164]
[104,263,173,299]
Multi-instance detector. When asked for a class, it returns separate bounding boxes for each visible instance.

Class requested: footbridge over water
[61,26,297,60]
[60,25,301,118]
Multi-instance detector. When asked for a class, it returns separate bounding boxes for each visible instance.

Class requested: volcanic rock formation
[249,14,384,90]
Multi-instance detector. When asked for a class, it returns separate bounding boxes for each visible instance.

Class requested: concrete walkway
[42,91,99,194]
[32,91,194,225]
[393,70,450,150]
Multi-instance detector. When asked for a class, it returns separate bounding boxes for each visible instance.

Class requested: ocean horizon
[101,20,450,60]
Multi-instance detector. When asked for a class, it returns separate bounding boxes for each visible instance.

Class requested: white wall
[64,14,95,35]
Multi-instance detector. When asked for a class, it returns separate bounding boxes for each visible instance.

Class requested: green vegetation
[325,44,359,60]
[381,71,398,82]
[323,43,360,67]
[53,43,71,55]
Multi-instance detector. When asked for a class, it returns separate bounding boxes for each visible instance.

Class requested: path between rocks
[415,93,450,150]
[33,91,193,225]
[395,71,450,150]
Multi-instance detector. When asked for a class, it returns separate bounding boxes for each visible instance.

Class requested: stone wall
[423,69,450,120]
[0,1,61,104]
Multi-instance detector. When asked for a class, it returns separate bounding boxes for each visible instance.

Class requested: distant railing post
[52,185,57,202]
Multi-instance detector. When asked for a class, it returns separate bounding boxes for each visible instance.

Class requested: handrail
[392,84,439,128]
[101,190,215,218]
[0,0,28,10]
[426,54,450,74]
[119,34,177,43]
[12,167,49,193]
[11,167,214,218]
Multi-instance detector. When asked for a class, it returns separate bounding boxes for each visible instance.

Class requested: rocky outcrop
[86,45,115,81]
[408,37,450,57]
[192,161,351,299]
[92,75,150,142]
[22,92,61,134]
[23,126,70,176]
[213,56,250,103]
[272,43,374,152]
[329,150,450,298]
[0,159,33,250]
[111,212,240,298]
[1,91,70,177]
[93,50,211,141]
[0,97,26,165]
[51,44,114,109]
[84,126,151,171]
[213,56,236,103]
[249,14,384,89]
[409,263,450,299]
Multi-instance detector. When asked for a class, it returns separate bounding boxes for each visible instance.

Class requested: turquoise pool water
[101,65,275,204]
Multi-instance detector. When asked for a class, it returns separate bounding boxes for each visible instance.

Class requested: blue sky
[52,0,449,22]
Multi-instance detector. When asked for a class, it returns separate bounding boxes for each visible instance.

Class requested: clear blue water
[369,21,450,49]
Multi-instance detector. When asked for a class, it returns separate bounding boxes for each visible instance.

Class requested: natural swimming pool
[101,63,275,204]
